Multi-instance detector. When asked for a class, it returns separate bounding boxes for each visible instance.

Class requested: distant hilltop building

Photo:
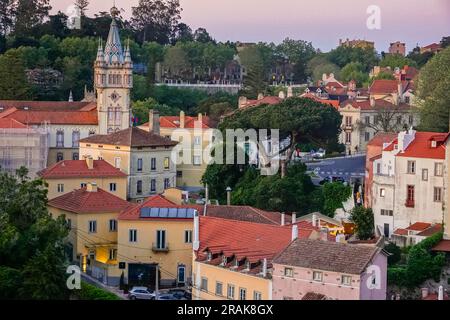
[420,43,443,54]
[389,41,406,56]
[339,38,375,49]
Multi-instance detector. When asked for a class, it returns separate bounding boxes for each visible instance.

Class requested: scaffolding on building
[0,122,50,178]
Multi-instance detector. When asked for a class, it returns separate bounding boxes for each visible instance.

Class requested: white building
[371,129,447,238]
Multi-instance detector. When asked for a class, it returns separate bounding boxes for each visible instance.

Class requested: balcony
[152,243,169,253]
[405,200,415,208]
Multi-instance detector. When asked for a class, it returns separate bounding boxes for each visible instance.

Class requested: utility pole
[155,264,159,300]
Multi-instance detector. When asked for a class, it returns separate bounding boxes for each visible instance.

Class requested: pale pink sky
[51,0,450,52]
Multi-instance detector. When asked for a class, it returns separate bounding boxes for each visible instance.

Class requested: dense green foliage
[417,46,450,132]
[384,242,402,266]
[73,282,120,300]
[0,167,69,300]
[380,53,418,70]
[388,233,445,287]
[349,206,374,240]
[321,182,352,217]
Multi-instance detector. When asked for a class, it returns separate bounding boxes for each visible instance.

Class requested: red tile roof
[142,115,217,129]
[341,99,411,111]
[393,228,408,236]
[406,222,432,232]
[0,101,98,125]
[301,93,340,108]
[38,160,127,179]
[242,96,282,109]
[0,118,27,129]
[48,187,132,214]
[80,127,178,147]
[367,132,397,147]
[417,224,443,237]
[369,80,405,94]
[432,240,450,252]
[395,132,448,159]
[196,216,308,273]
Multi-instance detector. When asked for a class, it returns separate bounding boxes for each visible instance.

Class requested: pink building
[272,239,388,300]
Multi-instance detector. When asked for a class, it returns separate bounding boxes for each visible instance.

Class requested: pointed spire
[124,38,132,64]
[68,90,74,102]
[104,6,124,64]
[96,38,105,63]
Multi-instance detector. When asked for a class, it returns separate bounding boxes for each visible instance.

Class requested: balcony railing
[405,199,415,208]
[152,243,169,252]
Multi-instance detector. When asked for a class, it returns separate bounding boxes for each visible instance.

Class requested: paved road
[306,155,366,182]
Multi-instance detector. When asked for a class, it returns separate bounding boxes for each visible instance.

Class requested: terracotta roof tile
[48,187,132,214]
[302,292,328,300]
[406,222,432,231]
[432,240,450,252]
[395,132,448,159]
[38,160,126,179]
[0,118,27,129]
[273,239,382,275]
[417,224,443,237]
[367,132,397,147]
[80,127,178,147]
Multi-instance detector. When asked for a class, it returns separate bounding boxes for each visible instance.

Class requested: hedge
[74,281,120,300]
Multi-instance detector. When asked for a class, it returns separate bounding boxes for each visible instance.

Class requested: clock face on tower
[109,91,121,103]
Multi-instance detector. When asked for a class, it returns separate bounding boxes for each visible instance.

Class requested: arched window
[56,130,64,148]
[107,127,113,134]
[114,107,121,126]
[72,130,80,148]
[108,107,114,124]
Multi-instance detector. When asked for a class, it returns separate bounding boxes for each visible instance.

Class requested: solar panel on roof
[139,207,197,218]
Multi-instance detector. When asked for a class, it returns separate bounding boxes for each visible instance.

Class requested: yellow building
[48,182,132,285]
[192,215,319,300]
[38,157,127,200]
[79,126,178,202]
[140,110,217,190]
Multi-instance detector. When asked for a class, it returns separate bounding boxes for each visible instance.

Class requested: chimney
[149,109,160,135]
[278,90,286,99]
[257,93,264,100]
[262,258,267,277]
[193,211,200,251]
[85,156,94,170]
[198,113,203,124]
[421,288,429,299]
[180,111,185,128]
[226,187,232,206]
[438,286,444,301]
[287,86,293,98]
[281,213,285,226]
[238,96,248,109]
[86,182,98,192]
[291,213,297,224]
[291,224,299,241]
[312,213,318,227]
[370,96,376,108]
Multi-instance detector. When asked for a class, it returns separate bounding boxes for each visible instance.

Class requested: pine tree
[0,49,32,100]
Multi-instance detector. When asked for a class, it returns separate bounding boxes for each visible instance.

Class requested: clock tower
[94,6,133,135]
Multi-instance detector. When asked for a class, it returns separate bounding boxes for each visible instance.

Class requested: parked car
[168,289,191,300]
[156,293,176,300]
[128,287,155,300]
[312,148,326,159]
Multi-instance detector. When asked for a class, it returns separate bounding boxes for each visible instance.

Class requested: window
[345,132,351,144]
[408,115,414,125]
[239,288,247,300]
[227,284,235,300]
[109,219,117,232]
[67,218,72,230]
[376,163,381,174]
[379,188,385,197]
[56,152,64,162]
[110,183,117,192]
[136,180,142,194]
[434,187,442,202]
[88,220,97,233]
[164,178,170,189]
[56,130,64,147]
[365,116,370,125]
[435,163,443,176]
[164,157,170,170]
[345,116,352,126]
[396,116,402,125]
[129,229,137,242]
[313,271,323,282]
[215,282,223,296]
[407,160,416,174]
[150,179,156,193]
[284,267,294,277]
[381,209,394,216]
[80,183,87,188]
[177,171,183,178]
[57,184,64,193]
[405,96,410,104]
[422,169,428,181]
[72,130,80,148]
[156,230,166,249]
[365,131,370,142]
[109,249,117,260]
[72,152,79,160]
[184,230,192,244]
[193,156,201,166]
[253,291,262,300]
[151,158,156,171]
[194,136,201,146]
[114,157,121,168]
[137,158,143,172]
[406,185,415,207]
[200,277,208,292]
[341,275,352,286]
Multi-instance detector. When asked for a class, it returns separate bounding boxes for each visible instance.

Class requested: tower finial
[111,2,119,19]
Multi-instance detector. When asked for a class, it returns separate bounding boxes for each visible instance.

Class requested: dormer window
[431,140,437,148]
[221,255,227,266]
[207,251,212,261]
[245,261,251,270]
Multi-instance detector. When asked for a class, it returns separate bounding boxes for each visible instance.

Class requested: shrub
[385,242,402,266]
[74,282,120,300]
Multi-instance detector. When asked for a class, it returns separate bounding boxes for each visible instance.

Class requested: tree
[0,49,32,100]
[276,38,316,82]
[349,206,374,240]
[74,0,89,16]
[340,62,369,86]
[358,105,410,135]
[407,47,434,68]
[0,0,16,36]
[329,46,379,72]
[13,0,51,36]
[132,98,181,125]
[239,46,268,97]
[0,167,69,299]
[417,46,450,132]
[163,45,190,79]
[440,36,450,49]
[380,53,417,69]
[384,242,402,266]
[311,62,341,83]
[172,22,193,43]
[193,27,213,43]
[321,182,352,217]
[131,0,182,44]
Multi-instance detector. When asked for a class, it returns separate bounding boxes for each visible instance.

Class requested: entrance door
[384,223,390,237]
[177,265,186,285]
